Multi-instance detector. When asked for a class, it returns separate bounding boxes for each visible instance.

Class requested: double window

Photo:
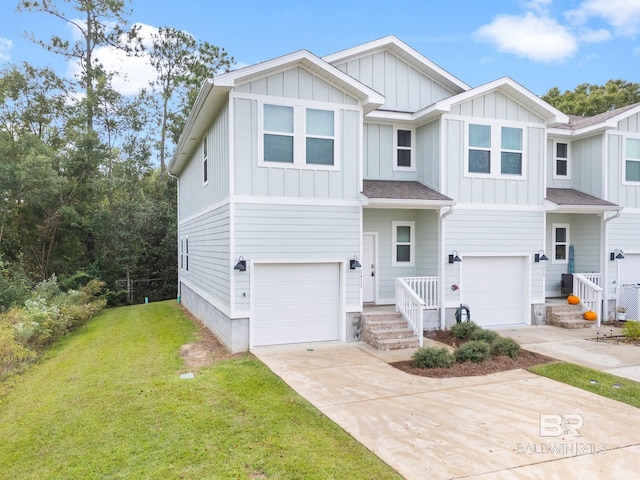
[467,123,524,176]
[263,103,336,168]
[392,221,415,266]
[625,137,640,182]
[394,128,413,170]
[554,141,569,178]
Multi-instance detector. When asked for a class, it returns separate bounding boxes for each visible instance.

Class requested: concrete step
[363,327,417,342]
[361,311,419,350]
[361,312,405,323]
[362,319,410,330]
[546,304,583,314]
[548,317,596,329]
[372,336,420,351]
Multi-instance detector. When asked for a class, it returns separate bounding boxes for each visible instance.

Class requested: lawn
[0,301,401,480]
[530,362,640,409]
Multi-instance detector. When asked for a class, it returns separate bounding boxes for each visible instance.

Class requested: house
[169,36,637,353]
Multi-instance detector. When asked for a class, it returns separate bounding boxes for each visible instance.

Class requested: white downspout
[602,209,623,328]
[439,205,455,330]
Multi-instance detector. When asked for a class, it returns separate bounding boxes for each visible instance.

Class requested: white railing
[400,276,439,309]
[395,278,425,347]
[574,273,603,327]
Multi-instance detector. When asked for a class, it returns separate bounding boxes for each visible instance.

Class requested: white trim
[622,134,640,185]
[232,195,362,207]
[552,223,570,264]
[552,140,571,180]
[364,199,455,209]
[363,231,378,304]
[454,202,545,212]
[179,198,230,226]
[392,221,415,266]
[393,126,415,172]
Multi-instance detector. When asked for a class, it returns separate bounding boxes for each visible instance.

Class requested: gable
[234,66,359,105]
[618,112,640,133]
[450,90,545,124]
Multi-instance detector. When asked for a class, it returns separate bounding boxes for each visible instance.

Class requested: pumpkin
[567,295,580,305]
[584,310,597,321]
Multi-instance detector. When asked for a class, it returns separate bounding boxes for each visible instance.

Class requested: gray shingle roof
[546,188,619,207]
[363,180,453,202]
[555,103,640,130]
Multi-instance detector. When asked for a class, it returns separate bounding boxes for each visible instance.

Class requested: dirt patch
[178,305,242,368]
[390,330,557,378]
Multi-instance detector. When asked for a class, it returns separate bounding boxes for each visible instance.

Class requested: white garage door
[619,254,640,286]
[462,256,527,327]
[253,263,340,346]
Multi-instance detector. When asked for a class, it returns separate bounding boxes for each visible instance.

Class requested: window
[554,142,569,177]
[203,137,208,184]
[392,221,415,266]
[553,224,569,264]
[180,237,189,271]
[262,103,337,169]
[395,128,413,169]
[625,138,640,182]
[467,123,524,177]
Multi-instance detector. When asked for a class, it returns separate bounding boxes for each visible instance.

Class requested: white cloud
[0,37,13,62]
[476,13,578,62]
[568,0,640,36]
[524,0,553,13]
[578,28,612,43]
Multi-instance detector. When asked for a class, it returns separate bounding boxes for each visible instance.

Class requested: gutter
[601,209,624,328]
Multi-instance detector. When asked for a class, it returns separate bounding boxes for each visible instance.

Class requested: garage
[618,253,640,286]
[252,263,341,347]
[461,256,528,327]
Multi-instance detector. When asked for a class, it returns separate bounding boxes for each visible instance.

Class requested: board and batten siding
[364,123,417,181]
[547,138,573,188]
[234,203,361,309]
[178,102,230,220]
[362,208,439,303]
[332,51,456,112]
[416,119,441,190]
[180,203,231,311]
[449,91,545,124]
[233,95,362,201]
[606,132,640,208]
[571,135,604,198]
[445,209,544,305]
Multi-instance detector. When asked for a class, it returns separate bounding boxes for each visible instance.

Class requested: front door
[363,233,376,302]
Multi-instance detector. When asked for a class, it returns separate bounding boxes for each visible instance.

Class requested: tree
[147,27,233,175]
[542,80,640,117]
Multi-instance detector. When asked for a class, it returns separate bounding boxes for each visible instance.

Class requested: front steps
[546,303,595,328]
[361,310,420,350]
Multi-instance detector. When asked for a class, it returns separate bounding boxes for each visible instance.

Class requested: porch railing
[574,273,603,327]
[395,278,426,347]
[400,276,439,309]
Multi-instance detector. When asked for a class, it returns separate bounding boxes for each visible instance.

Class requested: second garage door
[253,263,340,347]
[462,256,528,327]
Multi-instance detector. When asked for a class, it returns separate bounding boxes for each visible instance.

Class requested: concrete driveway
[253,335,640,480]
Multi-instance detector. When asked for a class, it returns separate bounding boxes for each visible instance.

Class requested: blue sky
[0,0,639,97]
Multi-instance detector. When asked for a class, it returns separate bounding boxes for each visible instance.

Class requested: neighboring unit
[169,36,636,352]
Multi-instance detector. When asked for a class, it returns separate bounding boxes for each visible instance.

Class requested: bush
[450,321,480,339]
[454,340,491,363]
[411,346,454,369]
[0,323,36,379]
[469,329,499,343]
[622,320,640,340]
[490,337,521,358]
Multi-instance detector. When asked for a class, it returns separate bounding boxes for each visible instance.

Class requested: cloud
[578,28,611,43]
[476,13,578,62]
[0,37,13,62]
[567,0,640,36]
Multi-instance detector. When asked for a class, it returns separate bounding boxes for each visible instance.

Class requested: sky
[0,0,639,97]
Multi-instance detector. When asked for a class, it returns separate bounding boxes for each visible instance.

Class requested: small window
[553,224,569,264]
[203,137,208,184]
[264,104,294,163]
[180,238,184,270]
[501,127,522,175]
[185,237,189,271]
[555,142,569,177]
[625,138,640,182]
[392,221,415,266]
[395,129,413,169]
[306,108,334,166]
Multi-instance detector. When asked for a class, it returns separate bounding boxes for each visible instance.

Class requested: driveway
[253,335,640,480]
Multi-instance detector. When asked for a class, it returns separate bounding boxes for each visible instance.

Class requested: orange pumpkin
[584,310,597,321]
[567,295,580,305]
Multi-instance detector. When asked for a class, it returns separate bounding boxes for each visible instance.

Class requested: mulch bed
[390,329,558,378]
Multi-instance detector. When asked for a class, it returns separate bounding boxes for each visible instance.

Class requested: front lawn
[0,301,401,479]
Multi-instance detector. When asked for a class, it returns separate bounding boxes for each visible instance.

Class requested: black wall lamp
[534,250,549,262]
[234,256,247,271]
[610,249,625,261]
[350,255,362,269]
[448,250,461,264]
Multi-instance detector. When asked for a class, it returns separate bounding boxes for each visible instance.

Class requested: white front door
[363,233,376,302]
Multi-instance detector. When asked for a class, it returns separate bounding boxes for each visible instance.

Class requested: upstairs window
[467,123,524,177]
[392,221,415,266]
[203,137,208,185]
[306,108,334,166]
[395,128,413,170]
[553,224,569,264]
[625,138,640,182]
[264,105,294,163]
[554,142,569,178]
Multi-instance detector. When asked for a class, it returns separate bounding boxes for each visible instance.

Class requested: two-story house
[169,36,635,353]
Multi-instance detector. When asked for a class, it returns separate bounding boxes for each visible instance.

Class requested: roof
[362,180,454,209]
[545,188,621,212]
[554,102,640,131]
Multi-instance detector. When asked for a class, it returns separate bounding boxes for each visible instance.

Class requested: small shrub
[469,329,499,343]
[450,321,480,339]
[411,346,454,369]
[622,320,640,340]
[491,337,521,358]
[0,323,36,379]
[454,340,491,363]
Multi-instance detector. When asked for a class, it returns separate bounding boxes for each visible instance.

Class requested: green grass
[530,363,640,409]
[0,301,401,480]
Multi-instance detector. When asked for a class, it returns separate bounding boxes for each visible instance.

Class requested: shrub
[0,323,36,379]
[622,320,640,340]
[450,321,480,339]
[490,337,521,358]
[454,340,491,363]
[469,329,499,343]
[411,346,454,369]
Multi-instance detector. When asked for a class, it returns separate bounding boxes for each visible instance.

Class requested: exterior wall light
[234,256,247,271]
[448,250,461,264]
[610,249,624,261]
[350,255,362,269]
[534,250,549,262]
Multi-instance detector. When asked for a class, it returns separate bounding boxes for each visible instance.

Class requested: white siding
[547,138,573,188]
[450,91,545,124]
[607,213,640,298]
[416,119,440,190]
[364,123,417,181]
[618,113,640,134]
[333,51,456,112]
[572,135,604,198]
[606,132,640,208]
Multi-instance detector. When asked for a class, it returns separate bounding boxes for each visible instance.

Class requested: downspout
[601,208,623,328]
[439,205,455,330]
[167,170,181,303]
